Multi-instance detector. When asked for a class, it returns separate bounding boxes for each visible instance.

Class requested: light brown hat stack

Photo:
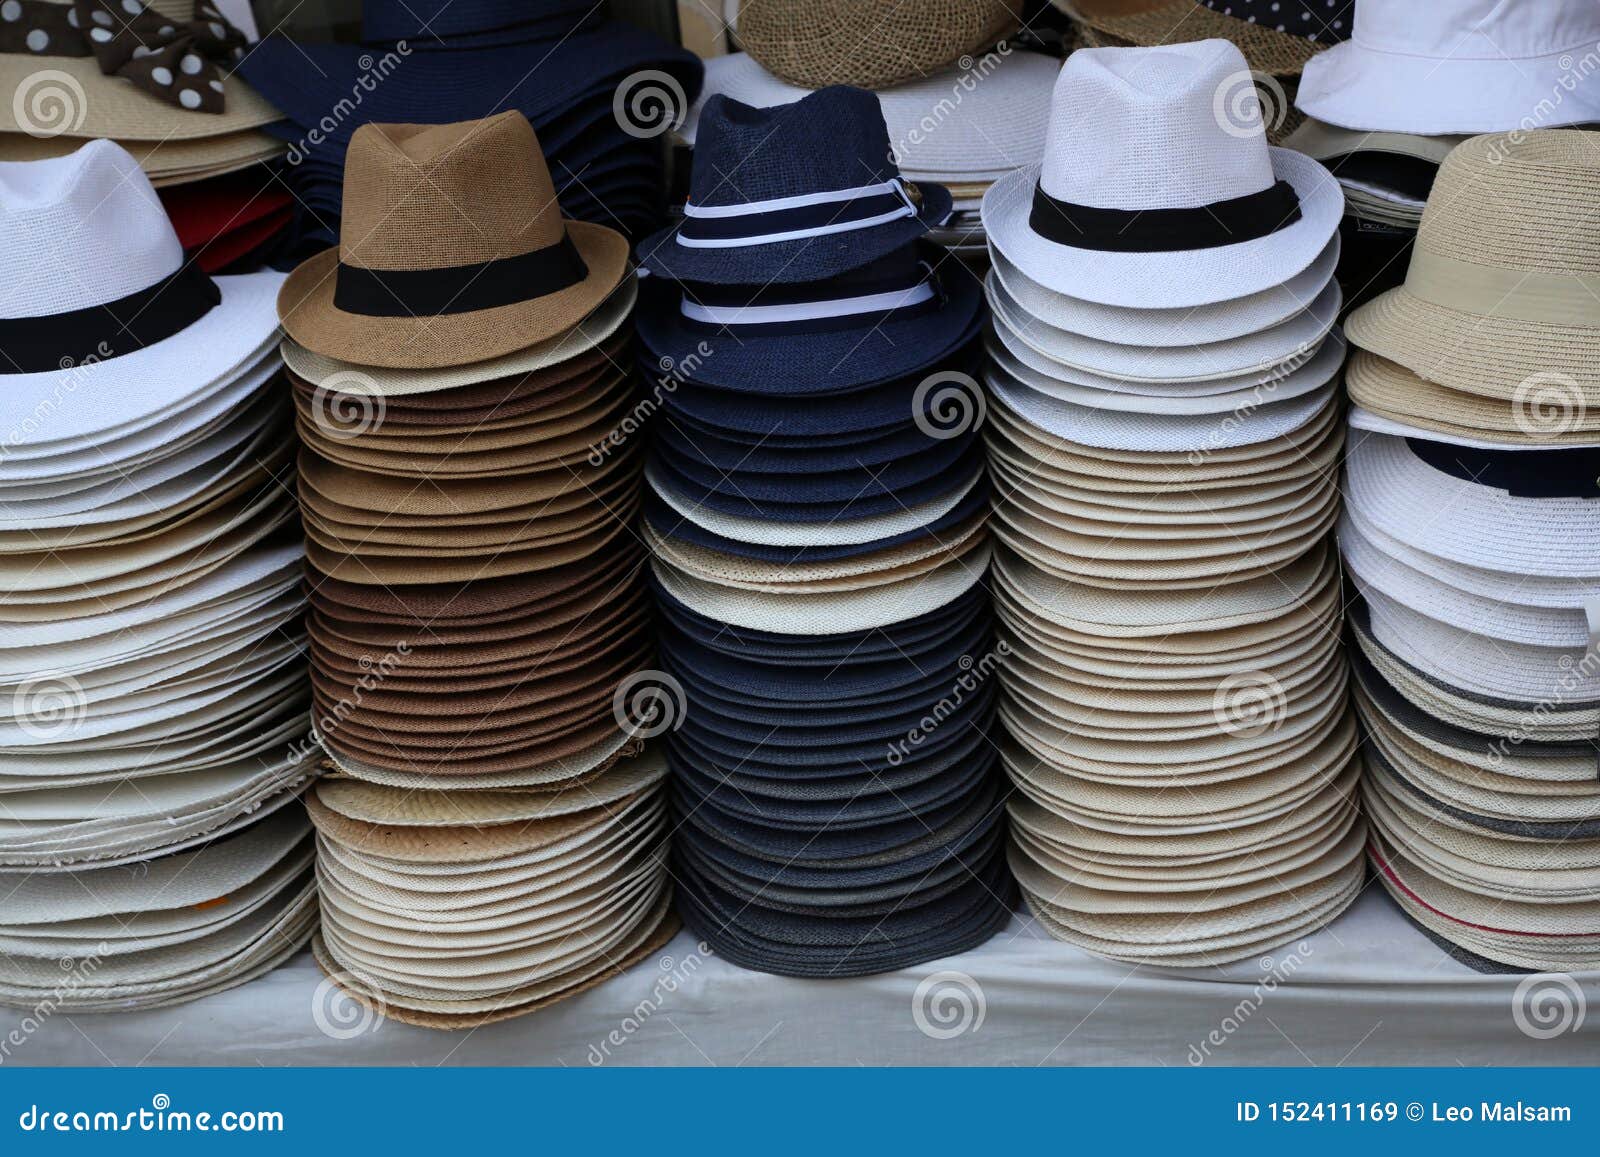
[276,111,676,1027]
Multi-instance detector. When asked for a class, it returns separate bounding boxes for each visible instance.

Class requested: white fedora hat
[0,140,283,436]
[1296,0,1600,134]
[986,234,1340,348]
[982,39,1341,308]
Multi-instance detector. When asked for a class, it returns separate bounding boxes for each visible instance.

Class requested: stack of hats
[1291,0,1600,305]
[0,0,284,184]
[1055,0,1336,143]
[695,1,1041,257]
[1338,129,1600,973]
[304,754,674,1029]
[636,87,1015,977]
[159,171,295,273]
[979,41,1364,965]
[0,140,312,1007]
[237,0,703,258]
[277,111,678,1026]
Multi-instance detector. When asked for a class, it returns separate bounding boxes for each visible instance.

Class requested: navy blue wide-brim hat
[635,248,983,394]
[238,20,702,154]
[636,87,952,286]
[361,0,603,45]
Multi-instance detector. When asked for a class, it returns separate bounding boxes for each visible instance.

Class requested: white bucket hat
[982,39,1341,308]
[1296,0,1600,134]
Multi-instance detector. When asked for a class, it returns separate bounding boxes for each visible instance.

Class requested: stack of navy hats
[631,86,1015,977]
[237,0,703,260]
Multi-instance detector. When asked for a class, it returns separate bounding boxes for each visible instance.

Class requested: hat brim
[982,147,1342,308]
[1284,118,1465,165]
[1345,286,1600,405]
[1297,38,1600,135]
[277,222,628,370]
[635,182,953,285]
[635,258,981,392]
[0,58,282,141]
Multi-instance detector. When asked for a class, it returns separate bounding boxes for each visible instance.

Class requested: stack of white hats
[978,39,1364,965]
[0,140,313,1008]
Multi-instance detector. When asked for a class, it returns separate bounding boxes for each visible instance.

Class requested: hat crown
[0,139,180,321]
[360,0,594,42]
[338,111,566,273]
[1038,40,1276,211]
[1413,130,1600,277]
[687,86,903,210]
[1355,0,1600,58]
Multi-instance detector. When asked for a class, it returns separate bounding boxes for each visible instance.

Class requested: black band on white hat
[1028,179,1302,252]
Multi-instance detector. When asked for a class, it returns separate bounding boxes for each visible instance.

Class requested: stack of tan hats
[0,0,283,185]
[0,139,313,1009]
[979,42,1364,964]
[276,112,677,1026]
[1339,129,1600,972]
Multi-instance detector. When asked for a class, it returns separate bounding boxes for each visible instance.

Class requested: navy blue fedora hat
[636,86,952,285]
[635,244,982,394]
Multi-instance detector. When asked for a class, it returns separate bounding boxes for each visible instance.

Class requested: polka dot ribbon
[0,0,247,113]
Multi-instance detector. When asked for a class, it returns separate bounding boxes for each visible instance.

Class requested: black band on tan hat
[1028,179,1302,252]
[333,232,588,318]
[0,263,221,373]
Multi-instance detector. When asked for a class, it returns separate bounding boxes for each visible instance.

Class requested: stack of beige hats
[979,41,1364,964]
[305,752,673,1029]
[1338,129,1600,972]
[0,0,284,185]
[0,139,314,1008]
[276,112,676,1026]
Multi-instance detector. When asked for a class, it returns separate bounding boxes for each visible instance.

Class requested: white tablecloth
[12,892,1597,1066]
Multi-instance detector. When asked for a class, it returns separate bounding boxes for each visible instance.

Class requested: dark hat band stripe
[1028,179,1302,253]
[0,263,221,374]
[1406,438,1600,500]
[333,232,588,318]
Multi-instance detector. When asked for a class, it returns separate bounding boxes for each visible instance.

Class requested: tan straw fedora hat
[736,0,1021,91]
[1345,130,1600,407]
[278,111,628,370]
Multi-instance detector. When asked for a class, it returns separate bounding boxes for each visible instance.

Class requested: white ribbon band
[675,178,920,249]
[680,280,936,328]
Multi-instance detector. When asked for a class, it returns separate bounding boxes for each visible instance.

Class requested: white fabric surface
[11,892,1597,1066]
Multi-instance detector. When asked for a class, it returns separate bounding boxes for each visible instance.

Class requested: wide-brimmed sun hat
[982,39,1341,309]
[1297,0,1600,134]
[278,111,628,371]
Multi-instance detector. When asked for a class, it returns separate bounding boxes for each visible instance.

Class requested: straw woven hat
[1345,131,1600,404]
[736,0,1021,91]
[1059,0,1326,75]
[279,112,628,369]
